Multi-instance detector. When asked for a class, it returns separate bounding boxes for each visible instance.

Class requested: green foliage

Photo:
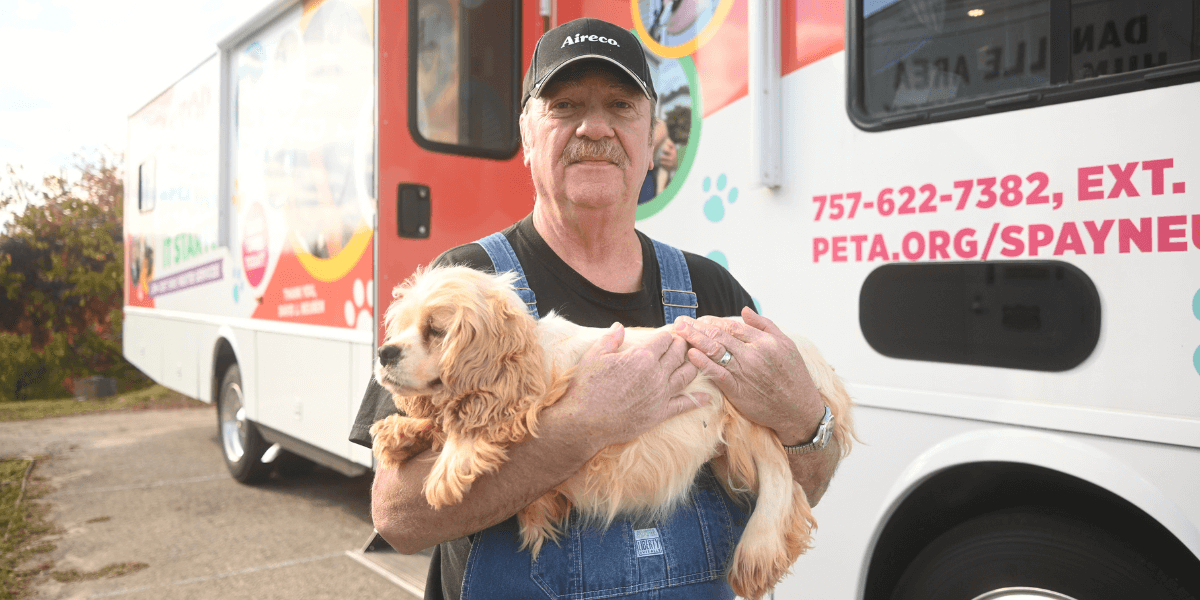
[0,151,149,401]
[0,384,202,422]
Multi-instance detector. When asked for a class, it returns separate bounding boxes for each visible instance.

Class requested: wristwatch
[782,405,834,455]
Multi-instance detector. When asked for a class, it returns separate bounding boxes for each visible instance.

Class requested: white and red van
[125,0,1200,597]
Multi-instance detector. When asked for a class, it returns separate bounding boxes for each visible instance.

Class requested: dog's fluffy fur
[370,266,854,600]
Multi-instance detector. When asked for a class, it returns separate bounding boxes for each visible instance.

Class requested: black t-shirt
[349,214,755,600]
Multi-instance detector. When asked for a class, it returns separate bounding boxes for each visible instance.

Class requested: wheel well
[863,461,1200,600]
[213,338,237,402]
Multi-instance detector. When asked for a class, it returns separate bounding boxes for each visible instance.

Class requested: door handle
[397,183,430,238]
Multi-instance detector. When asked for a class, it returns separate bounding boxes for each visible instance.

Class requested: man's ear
[519,112,532,168]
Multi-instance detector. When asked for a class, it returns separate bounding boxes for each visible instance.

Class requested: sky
[0,0,274,180]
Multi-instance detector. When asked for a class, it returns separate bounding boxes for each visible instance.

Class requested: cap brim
[527,54,655,105]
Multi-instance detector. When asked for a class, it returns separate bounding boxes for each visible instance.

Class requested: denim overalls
[465,233,751,600]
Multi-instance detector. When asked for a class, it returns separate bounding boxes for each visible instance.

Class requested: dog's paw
[370,416,433,468]
[424,447,472,509]
[728,542,788,600]
[424,468,468,509]
[517,494,569,559]
[727,509,811,600]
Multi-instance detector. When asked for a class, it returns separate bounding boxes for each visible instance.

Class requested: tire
[217,364,272,484]
[892,508,1193,600]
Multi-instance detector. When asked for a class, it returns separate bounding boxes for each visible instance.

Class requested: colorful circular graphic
[632,0,735,59]
[636,55,703,221]
[242,203,269,287]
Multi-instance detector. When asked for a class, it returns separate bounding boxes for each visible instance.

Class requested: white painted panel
[776,405,1200,599]
[155,318,199,398]
[255,332,352,460]
[123,311,163,384]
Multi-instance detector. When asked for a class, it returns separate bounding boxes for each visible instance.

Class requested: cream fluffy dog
[370,266,854,600]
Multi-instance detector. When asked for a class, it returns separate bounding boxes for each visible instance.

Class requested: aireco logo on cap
[560,33,621,48]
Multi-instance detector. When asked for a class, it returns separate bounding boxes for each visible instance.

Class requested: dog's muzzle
[378,344,403,367]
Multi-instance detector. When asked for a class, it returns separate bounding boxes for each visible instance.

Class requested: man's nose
[575,105,616,140]
[378,344,403,367]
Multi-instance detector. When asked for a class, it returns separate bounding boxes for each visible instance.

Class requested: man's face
[520,64,654,213]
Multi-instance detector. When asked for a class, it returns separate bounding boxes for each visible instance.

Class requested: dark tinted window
[409,0,521,157]
[859,261,1101,371]
[138,160,156,212]
[1070,0,1196,80]
[849,0,1200,129]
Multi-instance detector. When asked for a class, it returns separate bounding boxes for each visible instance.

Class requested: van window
[409,0,521,157]
[859,261,1101,371]
[849,0,1200,130]
[138,159,156,212]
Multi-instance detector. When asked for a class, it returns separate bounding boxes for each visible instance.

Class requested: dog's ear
[393,394,435,419]
[438,279,545,435]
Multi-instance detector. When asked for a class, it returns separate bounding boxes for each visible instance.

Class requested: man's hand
[555,323,712,453]
[673,307,824,446]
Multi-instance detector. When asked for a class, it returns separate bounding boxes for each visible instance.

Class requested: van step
[346,530,430,598]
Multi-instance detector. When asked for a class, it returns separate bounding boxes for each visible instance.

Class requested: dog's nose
[378,345,403,367]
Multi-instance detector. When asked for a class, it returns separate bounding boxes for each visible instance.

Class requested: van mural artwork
[126,0,375,329]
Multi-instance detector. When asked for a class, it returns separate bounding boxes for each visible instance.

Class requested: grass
[2,458,55,599]
[0,385,207,422]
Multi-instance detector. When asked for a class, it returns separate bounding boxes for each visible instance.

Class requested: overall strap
[475,233,539,318]
[652,238,697,324]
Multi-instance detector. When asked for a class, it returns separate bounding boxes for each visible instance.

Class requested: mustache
[560,138,630,169]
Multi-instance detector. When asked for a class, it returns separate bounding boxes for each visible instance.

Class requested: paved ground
[1,406,421,600]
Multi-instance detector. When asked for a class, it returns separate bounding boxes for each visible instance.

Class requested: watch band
[782,405,834,455]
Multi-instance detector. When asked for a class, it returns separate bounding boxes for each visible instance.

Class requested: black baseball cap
[522,18,656,109]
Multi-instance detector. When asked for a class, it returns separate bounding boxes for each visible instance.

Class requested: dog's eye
[425,319,445,341]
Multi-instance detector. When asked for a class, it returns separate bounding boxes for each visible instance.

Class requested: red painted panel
[556,0,629,25]
[784,0,845,76]
[692,0,747,117]
[375,0,541,333]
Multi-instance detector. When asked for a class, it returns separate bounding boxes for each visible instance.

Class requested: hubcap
[972,589,1079,600]
[220,381,247,463]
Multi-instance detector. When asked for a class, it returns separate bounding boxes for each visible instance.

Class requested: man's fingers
[696,314,765,345]
[663,333,690,363]
[741,306,785,337]
[666,357,700,393]
[677,316,746,358]
[685,347,732,384]
[585,322,625,359]
[664,391,713,416]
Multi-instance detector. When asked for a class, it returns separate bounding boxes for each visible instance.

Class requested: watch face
[816,408,834,448]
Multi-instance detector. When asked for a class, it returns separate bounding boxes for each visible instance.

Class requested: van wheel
[891,508,1192,600]
[217,364,272,484]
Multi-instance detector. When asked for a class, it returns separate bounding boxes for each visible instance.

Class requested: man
[351,18,842,600]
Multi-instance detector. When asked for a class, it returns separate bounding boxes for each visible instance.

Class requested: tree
[0,151,146,400]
